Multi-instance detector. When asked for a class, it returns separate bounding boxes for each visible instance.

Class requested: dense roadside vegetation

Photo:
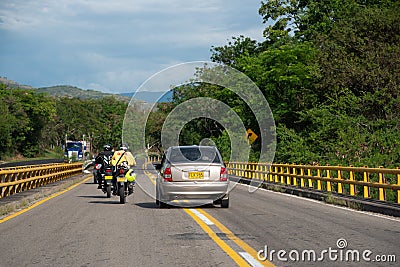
[148,0,400,168]
[0,84,127,160]
[1,0,399,170]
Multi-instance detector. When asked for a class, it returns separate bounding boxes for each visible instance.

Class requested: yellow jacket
[111,150,136,167]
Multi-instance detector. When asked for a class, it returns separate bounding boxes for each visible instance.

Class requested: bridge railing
[146,155,400,204]
[227,162,400,204]
[0,163,83,198]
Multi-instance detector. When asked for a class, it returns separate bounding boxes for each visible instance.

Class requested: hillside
[36,85,131,102]
[0,78,131,102]
[0,77,34,90]
[0,77,173,103]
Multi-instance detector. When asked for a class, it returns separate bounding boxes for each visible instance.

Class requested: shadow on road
[84,182,97,185]
[135,202,216,209]
[77,195,123,204]
[135,202,158,209]
[77,195,107,199]
[88,200,121,204]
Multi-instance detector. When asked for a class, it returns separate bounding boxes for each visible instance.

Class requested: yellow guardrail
[0,162,83,198]
[227,162,400,204]
[147,155,400,204]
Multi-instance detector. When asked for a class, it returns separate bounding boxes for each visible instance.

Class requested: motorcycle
[94,153,113,197]
[114,163,136,204]
[102,166,113,198]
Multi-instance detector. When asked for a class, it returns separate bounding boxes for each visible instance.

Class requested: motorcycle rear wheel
[106,185,111,198]
[119,185,126,204]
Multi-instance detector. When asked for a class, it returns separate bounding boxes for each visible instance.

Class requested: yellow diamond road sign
[246,129,258,144]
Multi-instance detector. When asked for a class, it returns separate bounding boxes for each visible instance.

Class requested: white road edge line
[188,209,214,225]
[239,252,264,267]
[236,181,400,223]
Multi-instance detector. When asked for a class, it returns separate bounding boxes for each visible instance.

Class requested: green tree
[0,85,56,158]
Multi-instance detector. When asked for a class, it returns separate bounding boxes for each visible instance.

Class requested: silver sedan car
[155,145,229,208]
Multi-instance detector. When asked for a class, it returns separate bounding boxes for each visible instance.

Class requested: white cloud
[0,0,266,93]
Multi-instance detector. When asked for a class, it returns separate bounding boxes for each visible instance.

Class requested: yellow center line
[184,208,251,267]
[143,161,273,266]
[143,162,156,185]
[196,209,275,267]
[0,175,92,224]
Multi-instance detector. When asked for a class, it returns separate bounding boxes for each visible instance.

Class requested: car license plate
[117,177,126,182]
[105,175,113,180]
[188,172,204,179]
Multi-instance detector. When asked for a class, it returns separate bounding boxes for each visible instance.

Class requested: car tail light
[119,168,125,175]
[220,167,228,181]
[105,168,112,174]
[164,167,172,182]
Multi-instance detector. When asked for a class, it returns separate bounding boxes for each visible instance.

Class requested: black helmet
[103,144,112,151]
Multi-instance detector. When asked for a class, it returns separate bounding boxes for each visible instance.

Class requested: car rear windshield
[169,147,222,164]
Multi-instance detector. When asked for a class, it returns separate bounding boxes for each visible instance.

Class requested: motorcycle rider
[94,144,114,189]
[111,144,136,194]
[111,144,136,168]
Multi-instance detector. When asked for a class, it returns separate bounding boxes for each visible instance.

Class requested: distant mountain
[0,77,154,103]
[120,90,173,103]
[0,77,34,90]
[37,85,131,102]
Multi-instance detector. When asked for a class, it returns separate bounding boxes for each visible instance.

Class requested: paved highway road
[0,160,398,266]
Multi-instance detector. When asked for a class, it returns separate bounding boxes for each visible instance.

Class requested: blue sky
[0,0,266,94]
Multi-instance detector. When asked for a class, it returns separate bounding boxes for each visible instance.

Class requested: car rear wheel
[155,185,160,205]
[158,191,168,208]
[221,198,229,208]
[159,201,168,208]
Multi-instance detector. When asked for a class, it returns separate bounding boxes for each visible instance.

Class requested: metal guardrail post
[307,169,313,188]
[300,165,305,188]
[280,166,284,184]
[349,166,355,196]
[286,165,291,185]
[274,166,279,183]
[378,166,385,201]
[292,166,297,186]
[268,165,273,182]
[363,166,370,198]
[317,169,322,190]
[337,166,343,194]
[326,165,332,192]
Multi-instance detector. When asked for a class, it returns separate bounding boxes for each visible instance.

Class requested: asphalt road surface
[0,160,398,267]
